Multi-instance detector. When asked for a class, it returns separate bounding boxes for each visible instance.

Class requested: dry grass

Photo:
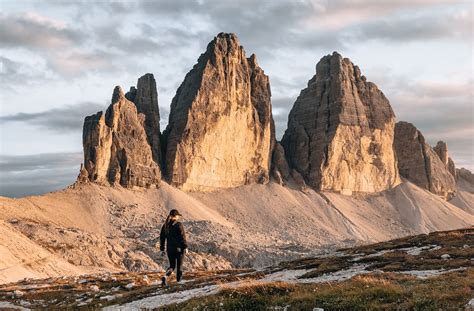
[163,269,474,311]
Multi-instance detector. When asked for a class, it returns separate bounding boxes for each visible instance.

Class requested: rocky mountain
[394,121,456,199]
[162,33,274,191]
[281,52,400,195]
[81,86,161,188]
[2,32,472,290]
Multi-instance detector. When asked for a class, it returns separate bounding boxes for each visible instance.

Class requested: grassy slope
[164,270,473,311]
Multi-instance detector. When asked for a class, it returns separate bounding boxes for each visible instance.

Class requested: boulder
[162,33,274,191]
[394,121,455,199]
[281,52,400,194]
[81,86,161,188]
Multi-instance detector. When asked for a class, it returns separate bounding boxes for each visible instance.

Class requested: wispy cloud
[0,12,84,50]
[0,152,82,197]
[0,102,105,132]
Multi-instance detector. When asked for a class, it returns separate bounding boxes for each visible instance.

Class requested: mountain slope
[0,181,472,284]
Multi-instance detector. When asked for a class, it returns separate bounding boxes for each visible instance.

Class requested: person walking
[159,209,188,286]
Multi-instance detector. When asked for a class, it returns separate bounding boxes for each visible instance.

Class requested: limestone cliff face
[281,52,400,194]
[433,141,456,179]
[81,86,161,188]
[162,33,274,191]
[125,74,161,165]
[394,121,455,199]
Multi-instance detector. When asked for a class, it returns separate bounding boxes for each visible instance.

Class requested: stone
[162,33,274,191]
[81,86,161,188]
[126,74,162,165]
[394,121,455,199]
[281,52,400,193]
[433,141,456,179]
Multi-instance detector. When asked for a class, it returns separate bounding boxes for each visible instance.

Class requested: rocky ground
[1,228,472,310]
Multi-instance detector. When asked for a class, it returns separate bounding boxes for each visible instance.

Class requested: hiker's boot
[162,268,173,287]
[177,271,183,283]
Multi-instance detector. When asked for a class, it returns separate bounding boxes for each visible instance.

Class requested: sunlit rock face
[394,121,456,199]
[81,86,161,188]
[162,33,274,191]
[281,52,400,195]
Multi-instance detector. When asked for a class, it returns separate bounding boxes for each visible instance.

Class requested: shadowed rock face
[457,168,474,185]
[81,86,161,188]
[125,74,161,166]
[394,121,455,199]
[162,33,274,191]
[271,142,291,183]
[281,52,400,194]
[433,141,456,179]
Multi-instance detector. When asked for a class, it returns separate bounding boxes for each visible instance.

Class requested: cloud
[0,55,54,91]
[94,23,161,55]
[0,152,82,197]
[350,8,472,42]
[0,102,106,133]
[46,49,118,76]
[305,0,457,30]
[0,12,84,50]
[382,76,474,170]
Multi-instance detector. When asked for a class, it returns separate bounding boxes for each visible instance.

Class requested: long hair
[163,215,175,234]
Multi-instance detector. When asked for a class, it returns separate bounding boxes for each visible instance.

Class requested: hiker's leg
[162,252,176,286]
[176,252,184,282]
[166,252,176,276]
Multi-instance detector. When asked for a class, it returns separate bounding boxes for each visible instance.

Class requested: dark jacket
[160,221,187,252]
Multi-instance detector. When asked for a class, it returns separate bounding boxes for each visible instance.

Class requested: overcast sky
[0,0,472,197]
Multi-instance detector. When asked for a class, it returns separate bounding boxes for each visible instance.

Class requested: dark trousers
[166,250,184,281]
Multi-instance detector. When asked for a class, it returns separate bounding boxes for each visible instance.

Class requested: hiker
[159,209,188,285]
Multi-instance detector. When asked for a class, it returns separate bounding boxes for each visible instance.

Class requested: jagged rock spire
[162,33,275,191]
[81,85,161,188]
[126,73,162,165]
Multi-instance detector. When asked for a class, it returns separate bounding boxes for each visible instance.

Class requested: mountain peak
[281,53,400,193]
[162,33,274,191]
[111,86,125,104]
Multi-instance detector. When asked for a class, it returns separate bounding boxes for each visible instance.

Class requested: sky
[0,0,472,197]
